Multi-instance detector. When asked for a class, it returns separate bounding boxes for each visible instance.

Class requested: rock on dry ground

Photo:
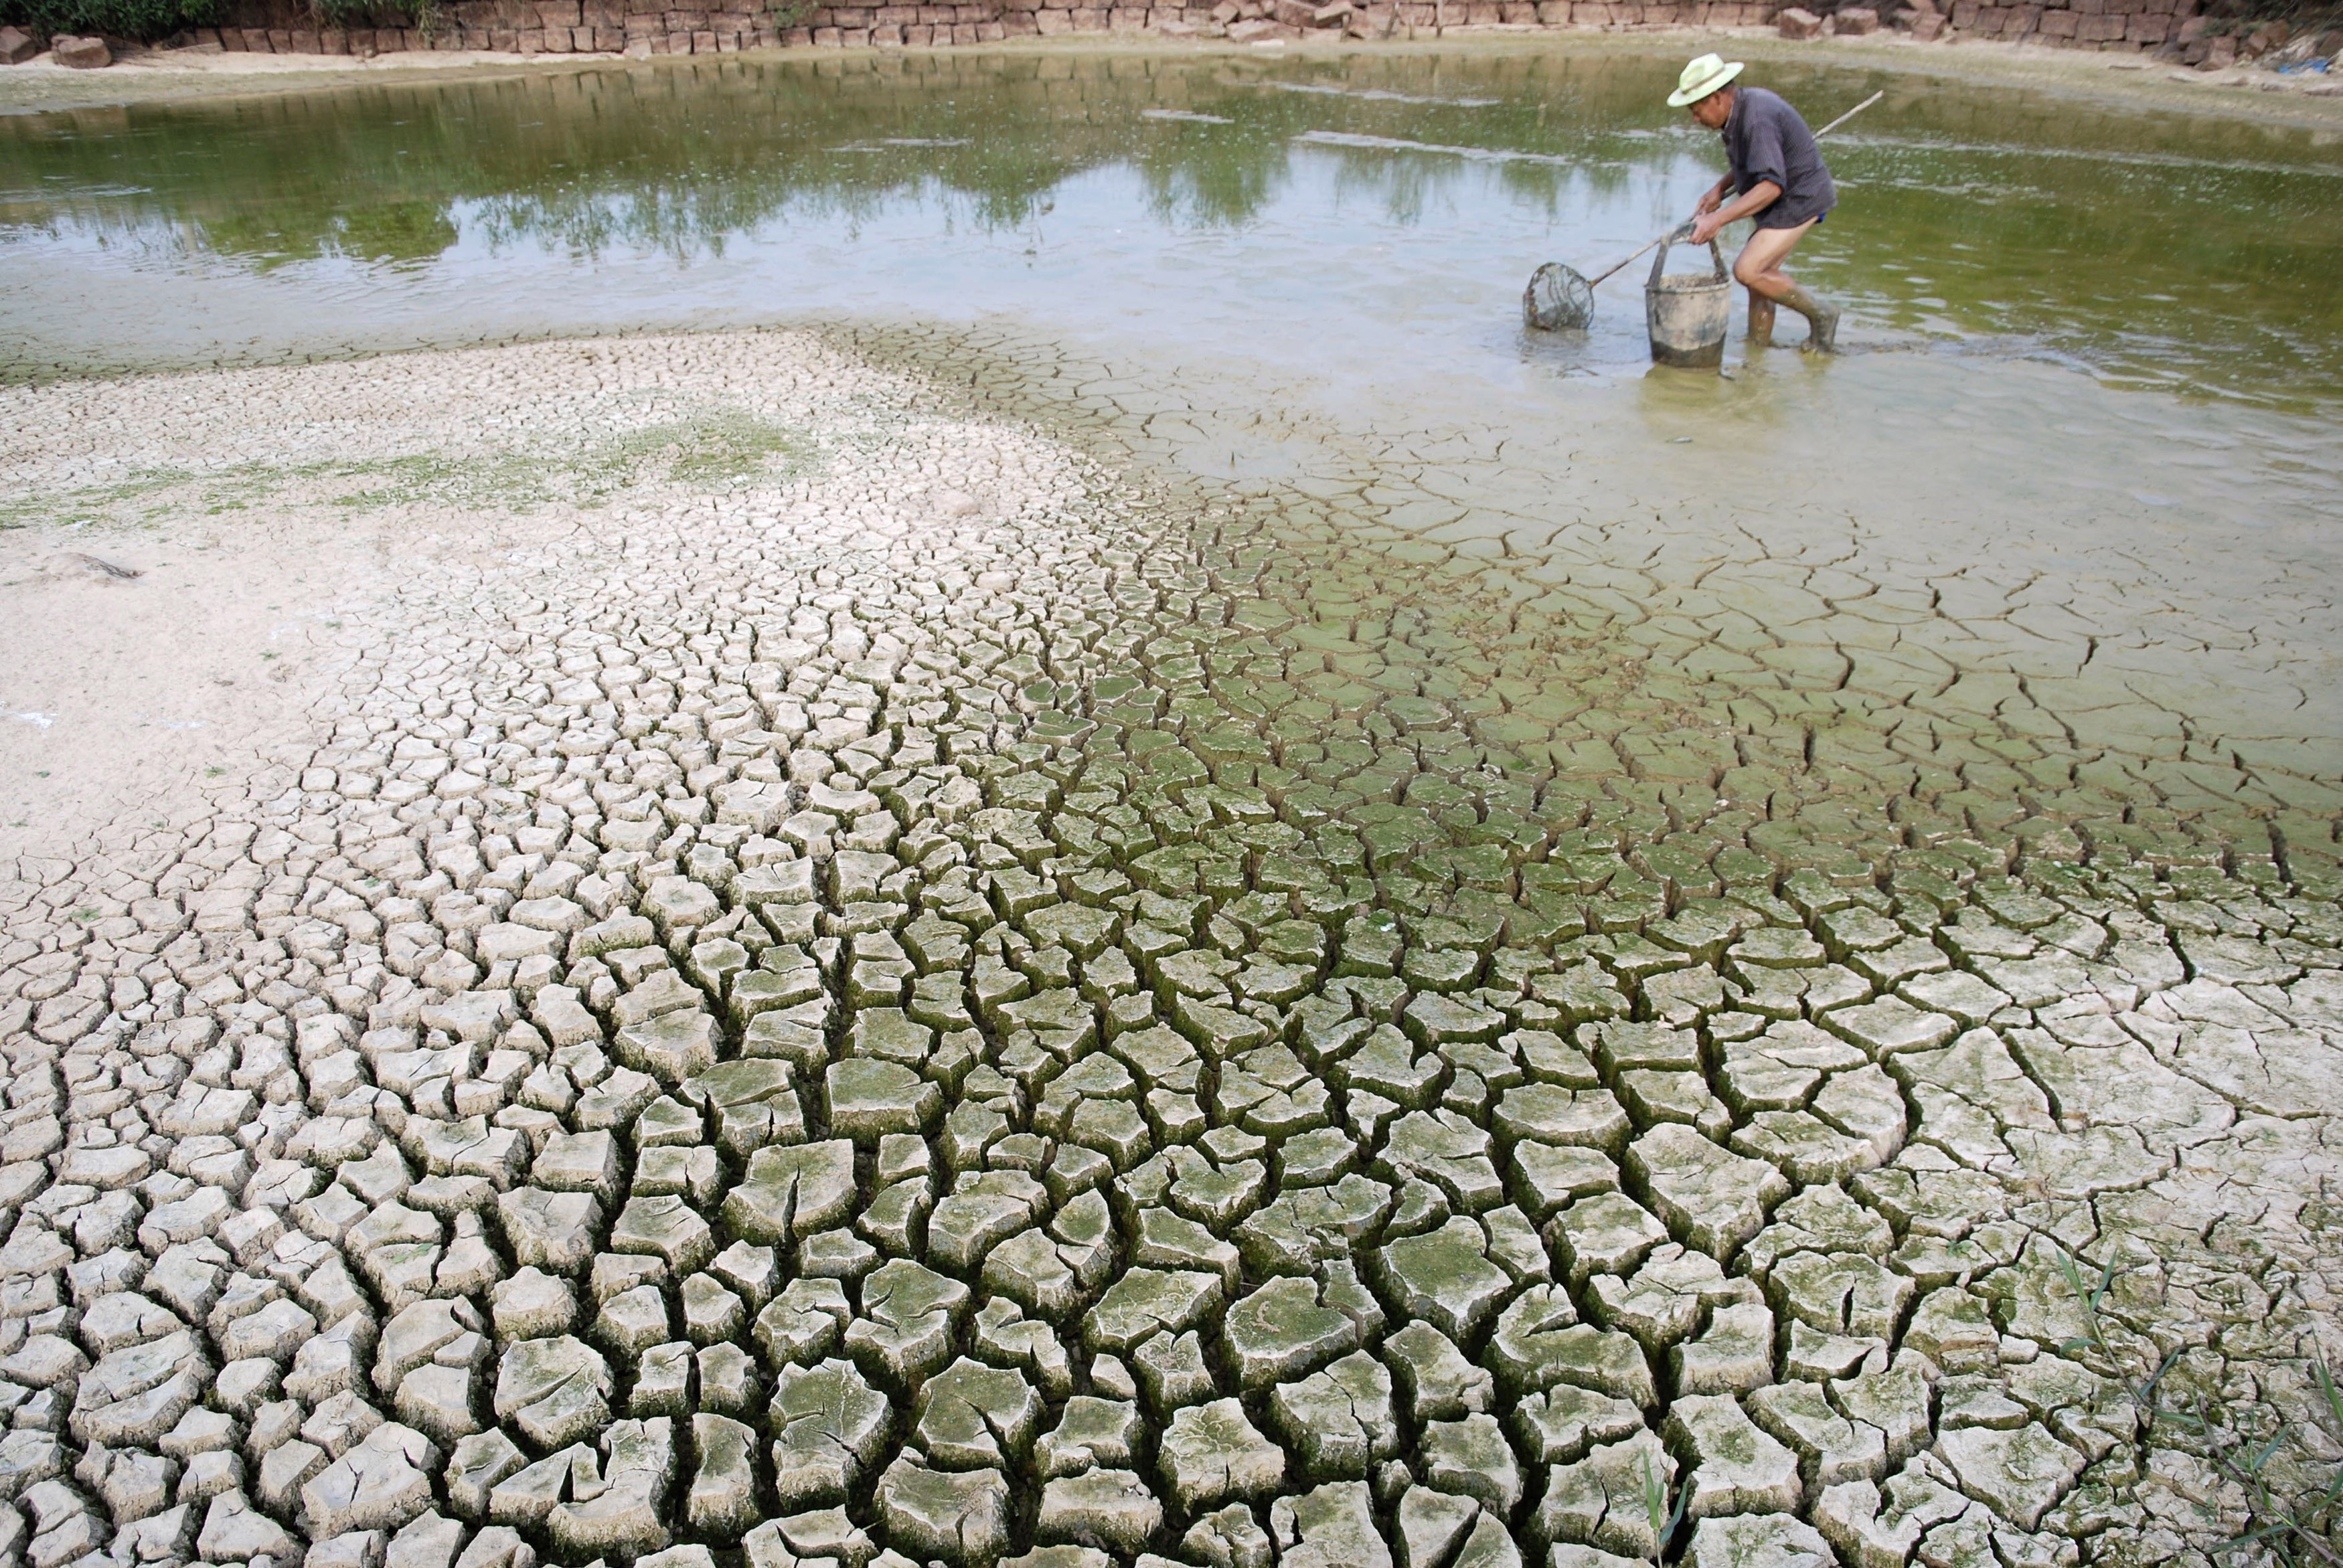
[0,328,2338,1568]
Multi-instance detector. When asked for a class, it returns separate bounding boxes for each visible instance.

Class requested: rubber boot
[1778,285,1841,354]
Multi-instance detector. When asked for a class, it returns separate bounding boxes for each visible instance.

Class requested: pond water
[13,50,2343,398]
[5,45,2342,782]
[5,50,2343,401]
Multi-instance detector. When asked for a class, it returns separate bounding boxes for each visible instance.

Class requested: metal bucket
[1645,234,1732,369]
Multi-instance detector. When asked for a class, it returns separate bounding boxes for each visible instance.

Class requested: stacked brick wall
[183,0,2186,55]
[1945,0,2190,48]
[190,0,1791,54]
[199,0,786,55]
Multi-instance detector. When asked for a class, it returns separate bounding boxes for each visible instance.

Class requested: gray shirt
[1722,86,1837,230]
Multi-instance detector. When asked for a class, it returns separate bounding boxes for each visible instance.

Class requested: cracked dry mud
[1,327,2340,1568]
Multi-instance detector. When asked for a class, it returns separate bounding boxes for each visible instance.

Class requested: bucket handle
[1649,225,1728,289]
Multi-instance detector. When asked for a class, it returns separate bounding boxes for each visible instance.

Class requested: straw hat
[1668,53,1745,108]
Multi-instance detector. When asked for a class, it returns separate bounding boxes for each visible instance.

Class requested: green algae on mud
[1,401,819,529]
[866,315,2343,1071]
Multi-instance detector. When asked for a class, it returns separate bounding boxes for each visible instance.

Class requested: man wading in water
[1672,54,1841,353]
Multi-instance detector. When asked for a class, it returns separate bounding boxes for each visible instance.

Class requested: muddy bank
[3,27,2340,128]
[3,323,2340,1568]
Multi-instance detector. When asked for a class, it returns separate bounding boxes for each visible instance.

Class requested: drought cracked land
[0,328,2338,1568]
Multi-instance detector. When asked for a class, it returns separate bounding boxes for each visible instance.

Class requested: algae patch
[7,402,820,528]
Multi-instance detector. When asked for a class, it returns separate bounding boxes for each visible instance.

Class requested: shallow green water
[3,49,2342,404]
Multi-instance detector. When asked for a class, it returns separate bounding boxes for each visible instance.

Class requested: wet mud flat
[0,323,2337,1568]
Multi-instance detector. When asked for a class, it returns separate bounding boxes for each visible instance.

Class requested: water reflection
[2,48,2341,402]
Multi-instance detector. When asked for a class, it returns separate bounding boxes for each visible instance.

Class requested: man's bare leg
[1748,290,1778,347]
[1732,220,1838,353]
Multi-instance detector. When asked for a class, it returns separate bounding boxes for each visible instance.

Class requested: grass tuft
[2057,1244,2343,1567]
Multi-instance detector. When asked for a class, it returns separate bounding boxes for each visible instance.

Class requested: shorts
[1754,207,1829,233]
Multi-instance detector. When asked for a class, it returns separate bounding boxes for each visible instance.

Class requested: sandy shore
[3,25,2340,128]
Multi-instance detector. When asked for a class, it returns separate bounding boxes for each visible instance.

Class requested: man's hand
[1693,185,1724,217]
[1688,210,1726,246]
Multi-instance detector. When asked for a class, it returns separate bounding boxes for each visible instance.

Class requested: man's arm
[1690,179,1779,245]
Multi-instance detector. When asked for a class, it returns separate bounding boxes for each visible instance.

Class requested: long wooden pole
[1811,90,1886,138]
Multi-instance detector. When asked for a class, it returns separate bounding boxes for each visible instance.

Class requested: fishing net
[1524,262,1595,332]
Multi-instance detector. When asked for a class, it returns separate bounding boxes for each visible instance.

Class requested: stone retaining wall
[1945,0,2192,48]
[186,1,1785,55]
[177,0,2190,55]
